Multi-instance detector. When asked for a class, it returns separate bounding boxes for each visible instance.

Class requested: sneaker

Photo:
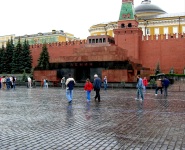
[135,98,139,100]
[155,94,157,96]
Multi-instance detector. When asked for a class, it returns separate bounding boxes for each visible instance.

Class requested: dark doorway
[75,67,90,83]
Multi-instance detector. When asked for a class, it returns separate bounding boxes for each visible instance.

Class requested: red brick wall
[114,28,142,61]
[102,70,128,82]
[30,44,128,67]
[31,34,185,81]
[33,70,59,82]
[140,36,185,74]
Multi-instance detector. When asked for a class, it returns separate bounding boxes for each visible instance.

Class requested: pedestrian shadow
[136,100,144,119]
[157,96,169,108]
[84,102,92,120]
[66,103,74,127]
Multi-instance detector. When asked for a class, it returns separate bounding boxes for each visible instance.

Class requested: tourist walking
[155,78,163,96]
[61,77,65,89]
[43,79,46,88]
[84,78,93,102]
[162,77,170,96]
[65,74,76,103]
[103,76,108,91]
[142,77,148,92]
[12,76,16,89]
[93,74,102,102]
[135,75,144,101]
[2,76,6,90]
[45,79,48,88]
[27,76,32,88]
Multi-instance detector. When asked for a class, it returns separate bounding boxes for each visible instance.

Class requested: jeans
[164,87,168,96]
[136,88,144,100]
[66,89,73,102]
[143,86,146,92]
[104,84,107,90]
[94,89,100,101]
[86,91,91,101]
[155,87,163,94]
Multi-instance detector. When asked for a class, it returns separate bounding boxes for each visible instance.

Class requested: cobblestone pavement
[0,86,185,150]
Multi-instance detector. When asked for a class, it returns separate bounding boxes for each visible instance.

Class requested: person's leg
[155,87,159,95]
[136,89,139,99]
[13,83,15,89]
[95,90,98,100]
[86,91,88,100]
[97,89,100,101]
[139,88,144,100]
[70,90,73,101]
[164,87,167,96]
[66,89,71,102]
[160,87,163,94]
[87,91,91,101]
[143,86,146,92]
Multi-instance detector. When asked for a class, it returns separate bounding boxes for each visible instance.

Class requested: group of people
[0,76,16,90]
[155,77,170,96]
[64,74,104,104]
[136,75,170,101]
[63,73,170,104]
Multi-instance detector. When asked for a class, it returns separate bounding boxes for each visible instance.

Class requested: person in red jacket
[143,77,148,92]
[84,78,93,102]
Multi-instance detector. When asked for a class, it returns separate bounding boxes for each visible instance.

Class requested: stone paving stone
[1,86,185,149]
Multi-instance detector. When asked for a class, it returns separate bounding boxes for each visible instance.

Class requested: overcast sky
[0,0,185,39]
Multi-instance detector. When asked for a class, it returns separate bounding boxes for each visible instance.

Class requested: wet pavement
[0,86,185,150]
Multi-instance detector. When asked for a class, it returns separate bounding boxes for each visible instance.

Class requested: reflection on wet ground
[0,87,185,149]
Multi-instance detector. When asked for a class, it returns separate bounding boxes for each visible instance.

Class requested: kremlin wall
[32,0,185,83]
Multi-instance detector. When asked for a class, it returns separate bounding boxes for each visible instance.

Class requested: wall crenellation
[30,40,87,48]
[142,33,185,41]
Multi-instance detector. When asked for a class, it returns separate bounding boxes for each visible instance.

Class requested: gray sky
[0,0,185,39]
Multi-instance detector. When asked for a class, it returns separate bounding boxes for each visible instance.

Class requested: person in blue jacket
[93,74,102,102]
[65,74,76,103]
[162,77,170,96]
[135,75,144,101]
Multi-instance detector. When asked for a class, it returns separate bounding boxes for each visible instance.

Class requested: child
[84,78,93,102]
[142,77,148,92]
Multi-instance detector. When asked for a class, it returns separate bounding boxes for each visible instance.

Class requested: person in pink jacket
[84,78,93,102]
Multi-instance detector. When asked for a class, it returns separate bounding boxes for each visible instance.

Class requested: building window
[182,26,185,33]
[173,26,178,38]
[103,38,106,43]
[121,24,125,28]
[154,28,159,35]
[173,27,178,34]
[146,28,150,35]
[164,27,168,34]
[164,27,168,39]
[128,23,132,27]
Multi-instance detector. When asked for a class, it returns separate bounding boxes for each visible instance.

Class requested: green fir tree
[37,44,50,70]
[12,37,24,73]
[22,39,32,73]
[6,38,14,73]
[1,45,7,73]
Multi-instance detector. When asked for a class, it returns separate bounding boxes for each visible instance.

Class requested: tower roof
[119,1,135,20]
[135,0,166,17]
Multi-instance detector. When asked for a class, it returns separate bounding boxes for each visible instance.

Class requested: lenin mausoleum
[31,0,185,83]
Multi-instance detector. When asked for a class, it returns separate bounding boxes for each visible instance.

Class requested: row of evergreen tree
[0,38,50,74]
[0,38,32,74]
